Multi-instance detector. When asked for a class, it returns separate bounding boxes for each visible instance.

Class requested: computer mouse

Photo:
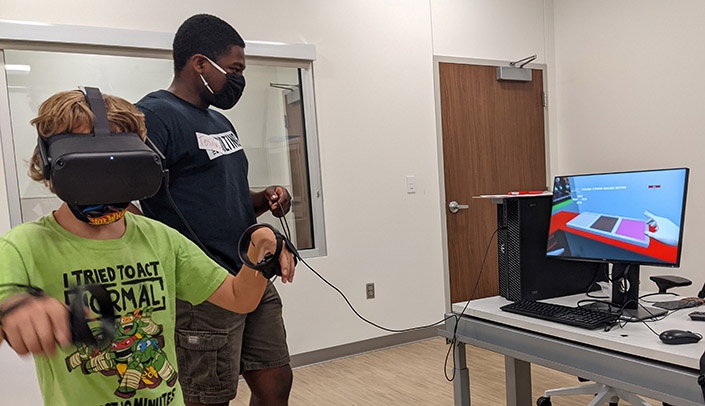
[659,329,702,345]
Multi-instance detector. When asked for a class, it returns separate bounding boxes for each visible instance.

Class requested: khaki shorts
[174,282,290,404]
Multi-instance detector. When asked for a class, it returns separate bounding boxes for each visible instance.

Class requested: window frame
[0,20,326,258]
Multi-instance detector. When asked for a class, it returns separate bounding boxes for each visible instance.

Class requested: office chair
[536,378,653,406]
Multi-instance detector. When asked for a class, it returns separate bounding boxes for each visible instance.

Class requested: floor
[229,337,661,405]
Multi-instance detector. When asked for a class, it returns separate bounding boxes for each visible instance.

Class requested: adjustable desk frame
[439,313,704,406]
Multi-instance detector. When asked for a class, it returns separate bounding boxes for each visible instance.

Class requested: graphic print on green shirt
[0,212,228,406]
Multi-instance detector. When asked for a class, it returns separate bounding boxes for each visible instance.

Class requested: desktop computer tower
[497,195,604,301]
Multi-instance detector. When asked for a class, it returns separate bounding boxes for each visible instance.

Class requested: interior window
[2,45,321,253]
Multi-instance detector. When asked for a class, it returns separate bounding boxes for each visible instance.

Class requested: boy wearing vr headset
[0,89,293,405]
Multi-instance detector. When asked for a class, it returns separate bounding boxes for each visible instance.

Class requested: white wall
[0,1,449,403]
[8,0,701,403]
[552,0,705,293]
[431,0,549,63]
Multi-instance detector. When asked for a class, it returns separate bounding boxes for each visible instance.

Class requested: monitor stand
[585,302,667,321]
[585,263,667,321]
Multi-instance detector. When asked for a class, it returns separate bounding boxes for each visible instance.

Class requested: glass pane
[4,49,315,249]
[213,66,314,249]
[4,49,173,222]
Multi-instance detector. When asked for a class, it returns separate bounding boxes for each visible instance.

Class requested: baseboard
[290,326,437,369]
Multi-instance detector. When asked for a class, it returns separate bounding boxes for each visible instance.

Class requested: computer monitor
[546,167,689,319]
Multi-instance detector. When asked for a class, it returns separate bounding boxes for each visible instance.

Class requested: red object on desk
[507,190,546,195]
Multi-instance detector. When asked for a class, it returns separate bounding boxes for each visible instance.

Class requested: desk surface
[452,293,705,370]
[445,294,705,406]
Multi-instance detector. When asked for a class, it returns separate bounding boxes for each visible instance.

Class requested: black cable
[171,189,456,334]
[0,284,44,344]
[163,170,219,262]
[276,203,457,333]
[625,300,670,334]
[444,227,504,382]
[298,254,457,333]
[640,292,678,303]
[0,283,38,293]
[585,264,610,299]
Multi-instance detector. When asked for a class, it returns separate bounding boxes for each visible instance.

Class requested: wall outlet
[366,283,375,299]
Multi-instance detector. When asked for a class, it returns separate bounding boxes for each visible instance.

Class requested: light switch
[406,175,416,194]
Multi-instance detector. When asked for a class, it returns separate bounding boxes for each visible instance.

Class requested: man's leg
[184,401,227,406]
[243,365,293,406]
[176,299,245,406]
[240,283,292,405]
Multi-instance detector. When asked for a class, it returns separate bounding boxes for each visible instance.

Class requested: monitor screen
[546,167,689,268]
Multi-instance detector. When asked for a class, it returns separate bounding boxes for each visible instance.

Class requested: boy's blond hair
[29,90,147,189]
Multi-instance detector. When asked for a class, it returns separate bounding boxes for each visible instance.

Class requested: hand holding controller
[238,223,298,281]
[0,284,115,355]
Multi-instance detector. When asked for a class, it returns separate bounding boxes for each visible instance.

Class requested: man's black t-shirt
[136,90,256,274]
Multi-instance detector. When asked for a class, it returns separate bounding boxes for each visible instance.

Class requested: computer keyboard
[500,299,620,330]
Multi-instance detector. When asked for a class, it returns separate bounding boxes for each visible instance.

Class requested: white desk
[439,294,705,406]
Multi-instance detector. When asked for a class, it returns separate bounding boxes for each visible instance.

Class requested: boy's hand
[0,293,71,356]
[249,227,296,283]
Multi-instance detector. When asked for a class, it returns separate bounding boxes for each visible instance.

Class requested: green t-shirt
[0,212,228,406]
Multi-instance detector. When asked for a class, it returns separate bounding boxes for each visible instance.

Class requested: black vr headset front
[37,87,164,205]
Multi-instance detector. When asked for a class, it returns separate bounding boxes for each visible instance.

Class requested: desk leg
[453,340,471,405]
[505,356,532,406]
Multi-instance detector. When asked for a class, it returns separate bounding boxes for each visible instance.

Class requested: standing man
[136,14,294,406]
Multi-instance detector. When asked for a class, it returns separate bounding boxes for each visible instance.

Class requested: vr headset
[37,86,164,205]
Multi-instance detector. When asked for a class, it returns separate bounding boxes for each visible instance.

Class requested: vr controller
[0,284,116,348]
[68,284,116,347]
[237,223,298,279]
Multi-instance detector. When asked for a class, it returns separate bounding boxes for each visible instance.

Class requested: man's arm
[250,186,297,283]
[251,186,292,218]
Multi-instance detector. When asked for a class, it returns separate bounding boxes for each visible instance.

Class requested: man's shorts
[174,282,290,404]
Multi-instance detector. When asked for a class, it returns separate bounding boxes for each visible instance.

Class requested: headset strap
[81,87,111,137]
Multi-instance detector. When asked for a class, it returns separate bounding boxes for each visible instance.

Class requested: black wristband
[0,287,45,348]
[237,223,298,279]
[0,285,45,321]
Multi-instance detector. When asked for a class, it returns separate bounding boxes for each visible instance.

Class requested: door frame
[432,56,552,310]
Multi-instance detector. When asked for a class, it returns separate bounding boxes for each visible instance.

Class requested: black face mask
[67,202,130,225]
[211,73,245,110]
[201,57,246,110]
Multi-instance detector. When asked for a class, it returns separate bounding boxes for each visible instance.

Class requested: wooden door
[439,63,547,303]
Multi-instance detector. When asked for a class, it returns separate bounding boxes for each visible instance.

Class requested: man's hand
[0,293,71,356]
[252,186,290,218]
[265,186,291,217]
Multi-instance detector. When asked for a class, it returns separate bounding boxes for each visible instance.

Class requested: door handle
[448,201,469,214]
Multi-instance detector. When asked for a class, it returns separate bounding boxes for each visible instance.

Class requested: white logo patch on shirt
[196,131,243,160]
